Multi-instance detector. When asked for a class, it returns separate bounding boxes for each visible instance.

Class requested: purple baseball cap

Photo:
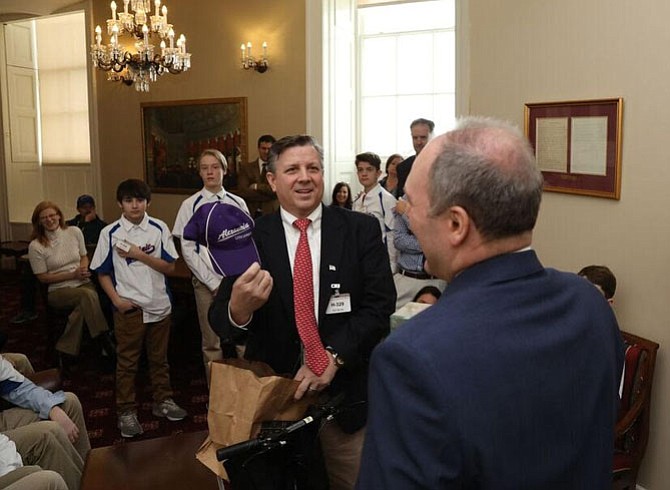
[182,202,260,277]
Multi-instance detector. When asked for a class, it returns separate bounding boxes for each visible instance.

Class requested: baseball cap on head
[76,194,95,208]
[182,202,260,277]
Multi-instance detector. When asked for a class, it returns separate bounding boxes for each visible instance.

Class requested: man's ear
[266,172,277,192]
[608,297,615,306]
[445,206,470,246]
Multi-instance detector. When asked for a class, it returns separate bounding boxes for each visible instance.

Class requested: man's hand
[394,199,408,215]
[49,406,79,444]
[293,352,338,400]
[230,263,273,325]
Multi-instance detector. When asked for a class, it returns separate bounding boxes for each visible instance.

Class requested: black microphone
[216,438,264,461]
[216,393,347,461]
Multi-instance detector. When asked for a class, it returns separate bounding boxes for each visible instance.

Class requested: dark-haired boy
[91,179,187,438]
[578,265,616,305]
[352,152,398,273]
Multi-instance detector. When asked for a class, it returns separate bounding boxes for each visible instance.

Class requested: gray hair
[428,116,543,240]
[267,135,324,173]
[198,148,228,173]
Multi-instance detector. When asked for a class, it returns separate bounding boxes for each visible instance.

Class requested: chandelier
[90,0,191,92]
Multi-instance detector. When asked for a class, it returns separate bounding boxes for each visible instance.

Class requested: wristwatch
[326,347,345,368]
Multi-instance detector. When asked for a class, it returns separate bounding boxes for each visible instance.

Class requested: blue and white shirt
[91,213,178,322]
[352,182,398,273]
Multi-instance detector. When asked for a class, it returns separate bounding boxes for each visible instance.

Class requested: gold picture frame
[142,97,248,194]
[524,98,623,199]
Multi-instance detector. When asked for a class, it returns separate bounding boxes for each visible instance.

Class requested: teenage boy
[352,152,398,273]
[173,149,250,383]
[91,179,187,438]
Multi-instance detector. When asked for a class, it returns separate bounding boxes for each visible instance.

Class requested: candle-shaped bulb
[262,41,267,58]
[240,43,246,61]
[161,5,167,23]
[178,34,186,53]
[123,0,129,13]
[111,1,117,20]
[160,39,166,55]
[246,42,252,58]
[154,0,160,15]
[168,27,174,49]
[142,23,149,41]
[111,24,119,46]
[95,25,102,47]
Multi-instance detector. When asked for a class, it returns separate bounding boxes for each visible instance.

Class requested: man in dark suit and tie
[237,134,278,217]
[210,135,396,490]
[357,117,624,489]
[395,117,434,198]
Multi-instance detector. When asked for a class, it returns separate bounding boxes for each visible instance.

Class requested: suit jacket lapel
[318,205,345,323]
[258,212,294,316]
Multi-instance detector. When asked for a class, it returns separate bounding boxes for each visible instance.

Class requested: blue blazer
[210,204,396,432]
[357,250,624,489]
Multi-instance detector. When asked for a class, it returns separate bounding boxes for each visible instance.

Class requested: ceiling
[0,0,83,22]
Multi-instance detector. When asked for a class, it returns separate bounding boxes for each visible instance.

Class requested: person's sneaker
[10,311,38,324]
[117,411,143,438]
[152,398,187,421]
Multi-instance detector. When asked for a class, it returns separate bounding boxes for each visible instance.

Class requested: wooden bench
[81,430,219,490]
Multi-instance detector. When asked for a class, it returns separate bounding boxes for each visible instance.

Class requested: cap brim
[207,240,261,277]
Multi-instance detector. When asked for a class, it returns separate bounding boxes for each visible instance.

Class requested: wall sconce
[240,41,269,73]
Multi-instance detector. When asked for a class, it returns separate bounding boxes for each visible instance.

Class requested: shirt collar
[120,213,149,231]
[280,205,323,229]
[202,187,225,200]
[365,182,382,195]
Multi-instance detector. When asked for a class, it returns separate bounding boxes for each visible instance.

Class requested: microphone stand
[216,395,348,490]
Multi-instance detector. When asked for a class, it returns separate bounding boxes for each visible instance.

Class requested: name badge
[326,293,351,315]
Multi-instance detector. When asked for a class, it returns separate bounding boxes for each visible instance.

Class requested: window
[35,12,91,164]
[358,0,456,157]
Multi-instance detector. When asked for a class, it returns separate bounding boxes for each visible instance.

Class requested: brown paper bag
[196,359,312,480]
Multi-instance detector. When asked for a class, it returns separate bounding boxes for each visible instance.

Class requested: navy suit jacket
[395,155,416,198]
[210,204,396,432]
[357,250,624,489]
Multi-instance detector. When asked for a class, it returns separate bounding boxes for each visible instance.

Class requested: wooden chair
[613,330,659,490]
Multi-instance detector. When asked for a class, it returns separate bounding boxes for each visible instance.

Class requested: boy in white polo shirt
[352,152,398,273]
[91,179,187,438]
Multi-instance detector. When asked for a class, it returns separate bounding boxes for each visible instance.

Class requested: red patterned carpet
[0,268,210,449]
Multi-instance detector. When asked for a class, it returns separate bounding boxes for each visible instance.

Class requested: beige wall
[469,0,669,487]
[91,0,306,224]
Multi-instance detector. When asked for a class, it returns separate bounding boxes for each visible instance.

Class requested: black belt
[398,267,437,280]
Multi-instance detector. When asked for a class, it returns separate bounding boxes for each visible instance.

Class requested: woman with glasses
[27,201,113,368]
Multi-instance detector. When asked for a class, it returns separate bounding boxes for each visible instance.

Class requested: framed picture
[141,97,248,194]
[524,98,623,199]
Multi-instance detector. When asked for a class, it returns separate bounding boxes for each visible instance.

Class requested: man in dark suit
[210,135,396,490]
[395,117,434,198]
[236,134,278,217]
[356,117,624,489]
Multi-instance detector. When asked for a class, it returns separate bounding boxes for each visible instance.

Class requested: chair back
[613,330,659,490]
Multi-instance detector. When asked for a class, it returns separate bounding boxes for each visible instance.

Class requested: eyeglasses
[39,213,59,222]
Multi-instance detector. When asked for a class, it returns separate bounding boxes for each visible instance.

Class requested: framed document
[524,98,623,199]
